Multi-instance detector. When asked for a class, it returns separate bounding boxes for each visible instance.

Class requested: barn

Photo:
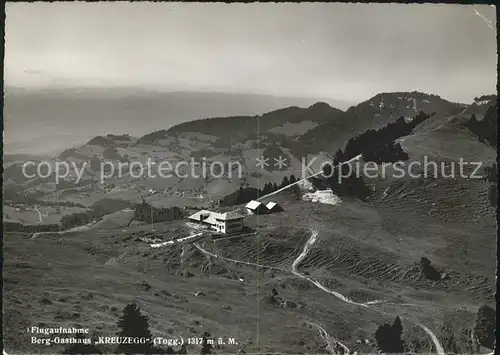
[266,201,283,213]
[245,200,269,215]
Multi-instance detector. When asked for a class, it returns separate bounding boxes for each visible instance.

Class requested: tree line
[484,163,497,207]
[3,221,61,233]
[60,198,134,230]
[375,305,495,354]
[219,174,300,207]
[129,199,184,225]
[465,104,497,147]
[332,111,432,165]
[311,111,433,201]
[221,111,433,204]
[5,197,186,232]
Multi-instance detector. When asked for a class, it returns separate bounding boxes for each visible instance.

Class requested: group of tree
[438,318,461,354]
[218,187,260,207]
[375,316,405,353]
[473,304,496,349]
[312,162,372,201]
[403,325,429,353]
[63,303,213,354]
[114,303,158,354]
[219,174,301,207]
[420,257,441,281]
[135,129,170,145]
[3,221,61,233]
[484,163,497,183]
[130,199,184,225]
[312,111,433,201]
[474,94,497,102]
[488,184,497,207]
[259,174,300,198]
[102,146,122,160]
[59,148,88,160]
[484,163,497,207]
[465,104,497,147]
[436,304,496,353]
[60,211,98,230]
[334,111,432,165]
[86,135,116,147]
[89,156,103,172]
[60,198,134,230]
[61,300,495,354]
[200,333,213,354]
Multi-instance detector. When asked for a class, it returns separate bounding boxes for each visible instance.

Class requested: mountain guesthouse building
[188,210,244,234]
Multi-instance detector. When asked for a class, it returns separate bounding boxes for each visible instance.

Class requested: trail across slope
[193,242,349,354]
[291,229,369,308]
[415,322,446,355]
[306,320,350,355]
[33,208,43,223]
[293,228,445,355]
[193,228,446,354]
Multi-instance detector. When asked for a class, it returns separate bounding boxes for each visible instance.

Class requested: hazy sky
[5,2,497,103]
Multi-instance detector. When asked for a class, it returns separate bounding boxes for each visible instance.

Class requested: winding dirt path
[294,228,445,355]
[33,207,43,224]
[291,229,370,308]
[193,241,348,354]
[414,322,445,355]
[306,320,350,355]
[193,228,445,355]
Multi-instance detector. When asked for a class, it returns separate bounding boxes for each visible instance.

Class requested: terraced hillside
[4,184,495,354]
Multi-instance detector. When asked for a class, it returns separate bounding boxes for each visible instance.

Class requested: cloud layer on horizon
[5,3,497,103]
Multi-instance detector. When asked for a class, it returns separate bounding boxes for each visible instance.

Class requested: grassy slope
[4,184,494,354]
[4,99,496,354]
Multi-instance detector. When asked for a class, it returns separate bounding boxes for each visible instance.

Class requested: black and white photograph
[2,2,497,354]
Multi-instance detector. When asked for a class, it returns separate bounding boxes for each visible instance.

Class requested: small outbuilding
[266,201,283,213]
[245,200,269,215]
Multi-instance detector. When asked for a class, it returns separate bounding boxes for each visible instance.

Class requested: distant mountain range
[3,86,354,155]
[133,90,468,158]
[5,90,495,208]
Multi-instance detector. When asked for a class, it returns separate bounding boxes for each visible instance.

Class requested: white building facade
[188,210,244,234]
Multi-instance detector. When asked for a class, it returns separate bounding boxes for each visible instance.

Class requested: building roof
[188,210,216,224]
[217,211,244,221]
[266,201,283,211]
[188,210,211,220]
[245,200,263,210]
[267,201,277,209]
[188,210,243,224]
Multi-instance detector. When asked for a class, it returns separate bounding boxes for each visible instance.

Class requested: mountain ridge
[3,88,353,155]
